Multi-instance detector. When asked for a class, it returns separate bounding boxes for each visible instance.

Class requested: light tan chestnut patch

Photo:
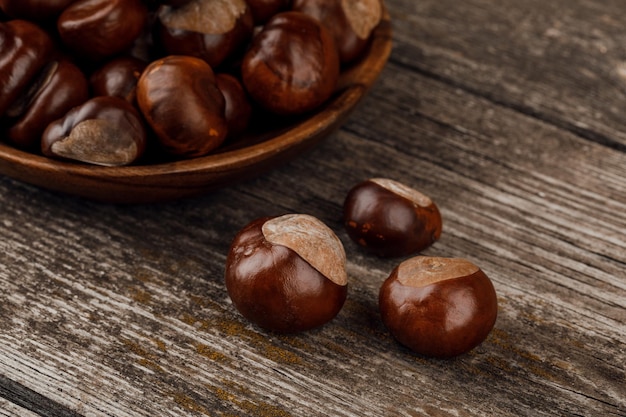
[396,256,480,288]
[371,178,432,207]
[262,214,347,286]
[160,0,247,34]
[51,120,139,167]
[341,0,382,39]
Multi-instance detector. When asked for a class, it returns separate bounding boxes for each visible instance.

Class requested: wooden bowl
[0,12,392,204]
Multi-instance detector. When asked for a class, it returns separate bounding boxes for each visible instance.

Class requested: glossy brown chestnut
[90,56,147,104]
[148,0,194,7]
[57,0,148,63]
[292,0,383,63]
[6,59,89,149]
[379,256,498,358]
[137,55,227,158]
[246,0,290,24]
[157,0,254,68]
[41,96,147,166]
[241,11,340,116]
[343,178,443,257]
[0,0,77,22]
[0,20,55,117]
[225,214,348,333]
[215,73,252,138]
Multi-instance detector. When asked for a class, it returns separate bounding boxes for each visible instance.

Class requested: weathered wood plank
[0,375,79,417]
[0,397,39,417]
[388,0,626,149]
[0,59,624,416]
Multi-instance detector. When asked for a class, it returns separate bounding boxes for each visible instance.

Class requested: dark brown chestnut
[292,0,383,63]
[241,11,340,115]
[41,96,147,166]
[0,0,77,22]
[379,256,498,358]
[136,55,227,158]
[157,0,254,68]
[6,59,89,149]
[215,73,252,138]
[343,178,443,257]
[0,20,55,117]
[90,56,147,104]
[57,0,148,63]
[147,0,194,7]
[225,214,348,333]
[246,0,290,24]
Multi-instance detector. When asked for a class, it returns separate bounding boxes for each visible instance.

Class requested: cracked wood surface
[1,0,625,416]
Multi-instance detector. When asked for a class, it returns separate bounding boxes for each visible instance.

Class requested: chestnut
[246,0,290,24]
[292,0,383,63]
[241,11,340,116]
[225,214,348,333]
[343,178,442,257]
[147,0,194,7]
[6,59,89,149]
[0,0,77,22]
[136,55,227,158]
[157,0,254,68]
[90,56,147,104]
[57,0,148,63]
[0,20,55,117]
[379,256,498,358]
[41,96,147,166]
[215,73,252,138]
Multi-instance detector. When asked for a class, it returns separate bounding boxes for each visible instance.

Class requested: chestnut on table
[225,214,348,334]
[379,256,498,358]
[343,178,443,257]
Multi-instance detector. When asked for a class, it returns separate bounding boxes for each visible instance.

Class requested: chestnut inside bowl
[0,10,392,204]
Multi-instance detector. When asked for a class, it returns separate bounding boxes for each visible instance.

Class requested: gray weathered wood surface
[1,0,625,415]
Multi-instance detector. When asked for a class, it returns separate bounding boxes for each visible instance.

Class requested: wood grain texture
[0,398,39,417]
[1,0,625,416]
[390,0,626,150]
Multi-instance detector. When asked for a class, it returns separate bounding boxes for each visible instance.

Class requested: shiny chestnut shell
[90,56,147,103]
[157,0,254,68]
[215,73,252,138]
[41,96,147,166]
[379,256,498,358]
[292,0,383,63]
[241,11,340,116]
[0,20,55,117]
[225,214,348,333]
[136,55,227,158]
[343,178,443,257]
[57,0,148,63]
[7,59,89,149]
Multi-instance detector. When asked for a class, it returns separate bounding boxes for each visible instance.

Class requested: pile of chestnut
[0,0,383,166]
[225,178,499,359]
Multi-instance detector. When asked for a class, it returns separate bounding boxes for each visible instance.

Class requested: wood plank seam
[387,58,626,153]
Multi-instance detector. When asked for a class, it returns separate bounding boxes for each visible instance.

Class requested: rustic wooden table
[1,0,625,416]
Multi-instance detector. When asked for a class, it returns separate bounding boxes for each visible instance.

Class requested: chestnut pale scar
[396,256,480,288]
[371,177,433,207]
[262,214,348,286]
